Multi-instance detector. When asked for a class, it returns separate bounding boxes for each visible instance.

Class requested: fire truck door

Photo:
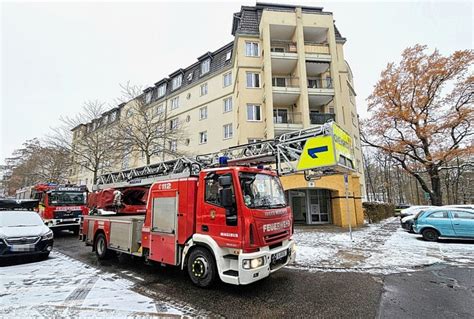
[149,191,178,265]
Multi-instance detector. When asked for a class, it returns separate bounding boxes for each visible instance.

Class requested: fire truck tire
[187,247,217,288]
[94,233,111,260]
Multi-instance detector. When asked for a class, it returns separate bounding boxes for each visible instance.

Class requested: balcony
[270,41,298,74]
[273,110,303,134]
[272,77,300,105]
[310,113,336,125]
[307,77,335,105]
[305,42,331,62]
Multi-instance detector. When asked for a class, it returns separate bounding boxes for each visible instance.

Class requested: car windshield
[0,212,44,227]
[48,192,85,206]
[239,172,286,209]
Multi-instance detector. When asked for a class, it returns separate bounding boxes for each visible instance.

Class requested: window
[199,106,208,120]
[156,104,164,115]
[169,140,177,152]
[248,138,262,143]
[158,83,167,97]
[246,72,260,88]
[187,73,193,82]
[273,109,288,124]
[172,75,182,90]
[223,72,232,87]
[170,96,179,109]
[157,123,165,134]
[110,111,117,122]
[427,211,448,219]
[102,115,108,125]
[270,47,285,53]
[169,118,178,131]
[223,123,233,139]
[201,58,210,75]
[199,131,208,144]
[225,51,232,61]
[205,173,234,207]
[245,42,259,57]
[247,104,261,121]
[145,91,152,104]
[329,107,335,114]
[126,109,133,118]
[272,77,286,87]
[200,83,208,96]
[223,97,232,113]
[452,211,474,219]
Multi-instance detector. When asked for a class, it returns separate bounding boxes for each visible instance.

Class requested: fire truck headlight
[242,257,265,269]
[41,230,54,240]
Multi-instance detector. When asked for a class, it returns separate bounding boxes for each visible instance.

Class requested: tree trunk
[429,167,443,206]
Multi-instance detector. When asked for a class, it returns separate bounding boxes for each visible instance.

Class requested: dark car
[0,211,54,259]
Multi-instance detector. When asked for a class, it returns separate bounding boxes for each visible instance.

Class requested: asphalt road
[52,231,474,318]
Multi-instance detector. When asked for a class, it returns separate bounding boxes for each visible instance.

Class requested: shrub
[363,202,395,223]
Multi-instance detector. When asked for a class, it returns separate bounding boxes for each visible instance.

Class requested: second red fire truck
[17,183,89,234]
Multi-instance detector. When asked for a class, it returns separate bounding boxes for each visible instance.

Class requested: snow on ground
[292,217,474,274]
[0,252,183,318]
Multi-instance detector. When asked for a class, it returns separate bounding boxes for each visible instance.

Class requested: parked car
[0,211,54,259]
[395,204,411,216]
[400,206,433,232]
[399,206,432,219]
[413,207,474,241]
[445,205,474,210]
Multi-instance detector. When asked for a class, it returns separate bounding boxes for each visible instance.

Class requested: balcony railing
[271,41,298,53]
[310,113,335,125]
[307,78,333,89]
[304,42,330,55]
[273,111,302,125]
[272,77,299,88]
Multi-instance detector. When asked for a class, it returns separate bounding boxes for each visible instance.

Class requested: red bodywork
[83,166,293,266]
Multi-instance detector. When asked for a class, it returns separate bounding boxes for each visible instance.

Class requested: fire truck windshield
[48,192,85,206]
[239,172,286,209]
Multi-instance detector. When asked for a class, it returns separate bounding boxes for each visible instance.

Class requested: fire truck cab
[34,184,89,234]
[82,166,295,287]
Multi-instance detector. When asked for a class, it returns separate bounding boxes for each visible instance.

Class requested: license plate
[272,250,288,262]
[10,245,35,252]
[63,219,75,222]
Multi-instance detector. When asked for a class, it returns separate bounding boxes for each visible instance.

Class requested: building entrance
[288,189,332,224]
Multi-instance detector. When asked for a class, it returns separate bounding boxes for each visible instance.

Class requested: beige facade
[70,3,365,227]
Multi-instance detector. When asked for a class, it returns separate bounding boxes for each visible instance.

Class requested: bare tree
[114,82,188,165]
[48,100,120,183]
[0,139,71,196]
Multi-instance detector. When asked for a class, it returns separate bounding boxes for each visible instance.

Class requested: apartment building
[70,3,365,227]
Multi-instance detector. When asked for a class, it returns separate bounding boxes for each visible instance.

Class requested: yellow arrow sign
[296,134,336,171]
[296,122,355,171]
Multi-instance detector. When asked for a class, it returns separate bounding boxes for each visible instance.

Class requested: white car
[0,211,54,260]
[399,206,432,218]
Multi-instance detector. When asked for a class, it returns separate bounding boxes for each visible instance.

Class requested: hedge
[363,202,395,223]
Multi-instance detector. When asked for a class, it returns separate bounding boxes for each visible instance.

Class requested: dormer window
[145,91,152,104]
[172,75,182,90]
[225,51,232,61]
[158,83,167,98]
[201,58,210,75]
[187,72,193,82]
[110,111,117,122]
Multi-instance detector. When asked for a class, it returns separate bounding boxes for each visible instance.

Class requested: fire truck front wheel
[187,247,217,288]
[94,233,111,260]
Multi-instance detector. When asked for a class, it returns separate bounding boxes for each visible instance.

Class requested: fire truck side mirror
[220,188,233,208]
[218,175,232,188]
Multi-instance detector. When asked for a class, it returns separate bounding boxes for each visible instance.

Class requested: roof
[231,3,345,42]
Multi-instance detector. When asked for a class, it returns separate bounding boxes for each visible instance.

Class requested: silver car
[0,211,54,260]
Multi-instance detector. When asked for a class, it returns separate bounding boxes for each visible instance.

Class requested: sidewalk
[292,217,474,274]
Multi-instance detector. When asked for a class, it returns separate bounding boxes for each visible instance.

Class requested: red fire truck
[81,123,354,287]
[17,183,89,234]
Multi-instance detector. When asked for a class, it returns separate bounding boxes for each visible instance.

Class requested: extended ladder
[94,122,348,190]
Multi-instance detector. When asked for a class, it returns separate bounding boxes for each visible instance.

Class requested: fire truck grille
[5,236,40,245]
[264,230,289,244]
[54,210,82,219]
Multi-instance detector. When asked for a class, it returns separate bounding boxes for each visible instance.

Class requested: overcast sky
[1,0,472,164]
